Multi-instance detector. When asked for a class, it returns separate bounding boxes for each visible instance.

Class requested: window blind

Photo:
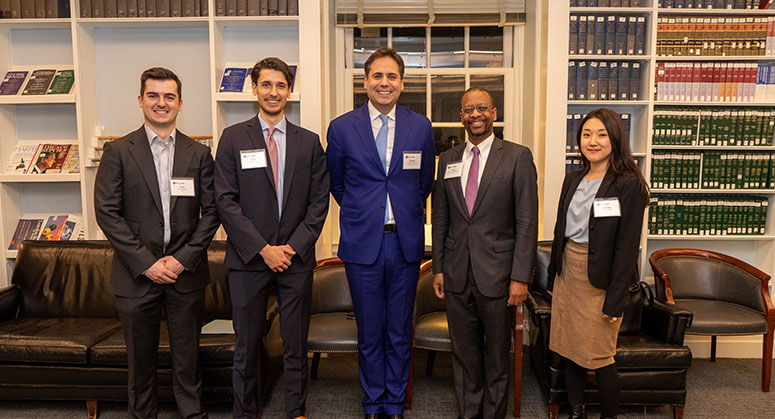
[335,0,526,27]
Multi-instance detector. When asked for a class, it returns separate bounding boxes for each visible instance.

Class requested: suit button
[386,179,390,183]
[159,222,163,227]
[590,225,595,230]
[590,249,596,255]
[380,206,385,209]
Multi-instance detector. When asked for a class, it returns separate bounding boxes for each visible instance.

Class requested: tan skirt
[549,240,622,370]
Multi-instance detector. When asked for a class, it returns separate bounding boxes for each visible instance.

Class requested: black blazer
[95,127,220,298]
[546,167,647,317]
[214,116,330,272]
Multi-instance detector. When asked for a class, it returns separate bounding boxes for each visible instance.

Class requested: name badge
[444,161,463,179]
[593,198,621,217]
[403,151,422,170]
[170,177,195,197]
[240,149,267,169]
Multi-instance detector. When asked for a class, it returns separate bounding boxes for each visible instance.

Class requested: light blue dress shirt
[565,177,603,244]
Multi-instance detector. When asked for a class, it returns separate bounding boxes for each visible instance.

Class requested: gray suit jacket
[94,126,220,297]
[432,137,539,297]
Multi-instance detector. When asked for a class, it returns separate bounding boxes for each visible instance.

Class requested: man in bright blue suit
[326,47,435,419]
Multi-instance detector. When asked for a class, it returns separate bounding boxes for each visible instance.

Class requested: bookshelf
[0,0,325,287]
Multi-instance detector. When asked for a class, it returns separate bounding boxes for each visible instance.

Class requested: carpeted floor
[0,350,772,418]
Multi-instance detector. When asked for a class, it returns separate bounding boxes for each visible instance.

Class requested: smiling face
[252,68,290,119]
[460,89,497,144]
[364,56,404,114]
[580,117,612,168]
[138,79,182,132]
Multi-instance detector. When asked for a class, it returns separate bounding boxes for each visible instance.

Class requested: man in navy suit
[214,57,329,419]
[326,47,435,419]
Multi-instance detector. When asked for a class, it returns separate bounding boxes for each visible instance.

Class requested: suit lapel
[448,145,469,218]
[594,167,617,199]
[470,137,504,217]
[170,131,195,213]
[354,102,388,173]
[561,169,586,216]
[128,127,163,217]
[388,106,413,176]
[246,116,276,194]
[281,121,300,213]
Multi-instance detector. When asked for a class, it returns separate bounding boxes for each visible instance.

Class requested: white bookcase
[0,0,325,287]
[543,0,775,358]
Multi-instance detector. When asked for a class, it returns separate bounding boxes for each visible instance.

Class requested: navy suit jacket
[214,116,330,272]
[327,103,435,265]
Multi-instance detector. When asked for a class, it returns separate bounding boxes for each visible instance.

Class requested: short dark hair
[364,47,404,79]
[461,86,494,106]
[140,67,182,98]
[250,57,294,86]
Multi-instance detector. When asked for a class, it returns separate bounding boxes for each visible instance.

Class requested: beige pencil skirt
[549,240,622,370]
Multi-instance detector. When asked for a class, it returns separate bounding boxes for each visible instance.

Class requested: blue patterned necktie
[376,114,388,173]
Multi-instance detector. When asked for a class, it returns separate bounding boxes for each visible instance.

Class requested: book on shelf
[214,0,297,16]
[7,219,43,250]
[47,69,75,95]
[657,16,771,57]
[38,215,68,241]
[0,71,28,95]
[61,145,80,173]
[21,69,56,95]
[568,60,640,102]
[573,0,646,5]
[656,61,771,103]
[653,105,775,146]
[650,150,775,189]
[569,13,648,57]
[28,143,71,174]
[219,67,248,92]
[648,194,767,236]
[3,143,41,174]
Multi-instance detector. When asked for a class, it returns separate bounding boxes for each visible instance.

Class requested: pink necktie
[465,146,480,214]
[266,127,279,193]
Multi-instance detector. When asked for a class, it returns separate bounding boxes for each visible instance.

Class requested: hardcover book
[47,69,74,95]
[0,71,28,96]
[22,69,56,96]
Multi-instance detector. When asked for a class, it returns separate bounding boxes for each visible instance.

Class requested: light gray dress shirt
[145,125,176,247]
[565,177,603,244]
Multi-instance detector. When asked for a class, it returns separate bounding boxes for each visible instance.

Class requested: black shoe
[601,417,617,419]
[386,415,403,419]
[364,414,382,419]
[570,404,587,419]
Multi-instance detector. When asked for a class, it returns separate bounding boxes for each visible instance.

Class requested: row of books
[652,106,775,146]
[654,62,775,103]
[568,60,642,101]
[570,0,646,6]
[656,17,774,57]
[7,215,84,250]
[650,151,775,189]
[0,69,75,96]
[78,0,209,17]
[4,143,79,175]
[566,113,631,153]
[648,195,768,236]
[214,0,297,16]
[218,64,297,93]
[658,0,771,7]
[0,0,70,19]
[569,15,647,56]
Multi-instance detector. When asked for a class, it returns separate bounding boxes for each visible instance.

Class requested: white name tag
[170,177,195,197]
[240,149,267,169]
[444,161,463,179]
[593,198,621,217]
[403,151,422,170]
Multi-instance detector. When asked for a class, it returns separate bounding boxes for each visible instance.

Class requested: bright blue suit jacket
[327,102,435,265]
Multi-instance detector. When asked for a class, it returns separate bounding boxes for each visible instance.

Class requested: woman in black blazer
[546,109,649,419]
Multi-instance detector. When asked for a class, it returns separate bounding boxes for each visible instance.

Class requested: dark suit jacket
[432,137,539,297]
[327,103,435,265]
[94,126,220,298]
[214,116,330,272]
[546,167,647,317]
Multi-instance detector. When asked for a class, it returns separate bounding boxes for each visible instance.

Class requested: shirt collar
[465,133,495,157]
[258,113,286,135]
[367,101,396,122]
[144,124,176,146]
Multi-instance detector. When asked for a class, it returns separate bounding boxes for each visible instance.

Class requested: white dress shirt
[368,101,396,225]
[145,124,176,247]
[460,133,494,198]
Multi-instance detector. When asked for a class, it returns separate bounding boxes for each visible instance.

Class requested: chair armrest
[0,285,21,322]
[641,299,694,346]
[525,291,551,328]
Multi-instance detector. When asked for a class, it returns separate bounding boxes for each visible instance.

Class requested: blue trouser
[344,231,420,415]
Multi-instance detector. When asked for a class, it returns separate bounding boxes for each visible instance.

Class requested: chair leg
[763,325,774,392]
[710,335,717,362]
[513,304,523,418]
[311,352,321,380]
[86,400,97,419]
[672,405,684,419]
[407,346,414,410]
[256,402,262,419]
[425,351,437,377]
[548,403,560,419]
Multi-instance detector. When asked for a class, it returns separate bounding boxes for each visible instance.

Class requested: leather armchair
[527,241,694,419]
[307,257,358,379]
[649,248,775,392]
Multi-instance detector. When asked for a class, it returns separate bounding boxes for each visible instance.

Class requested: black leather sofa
[0,241,282,418]
[526,241,694,419]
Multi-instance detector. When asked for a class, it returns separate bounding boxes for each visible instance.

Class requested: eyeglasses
[461,105,493,114]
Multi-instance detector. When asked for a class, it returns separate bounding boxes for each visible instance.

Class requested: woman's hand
[602,313,619,324]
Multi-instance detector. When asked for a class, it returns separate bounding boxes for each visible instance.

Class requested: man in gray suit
[95,67,220,419]
[432,87,538,419]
